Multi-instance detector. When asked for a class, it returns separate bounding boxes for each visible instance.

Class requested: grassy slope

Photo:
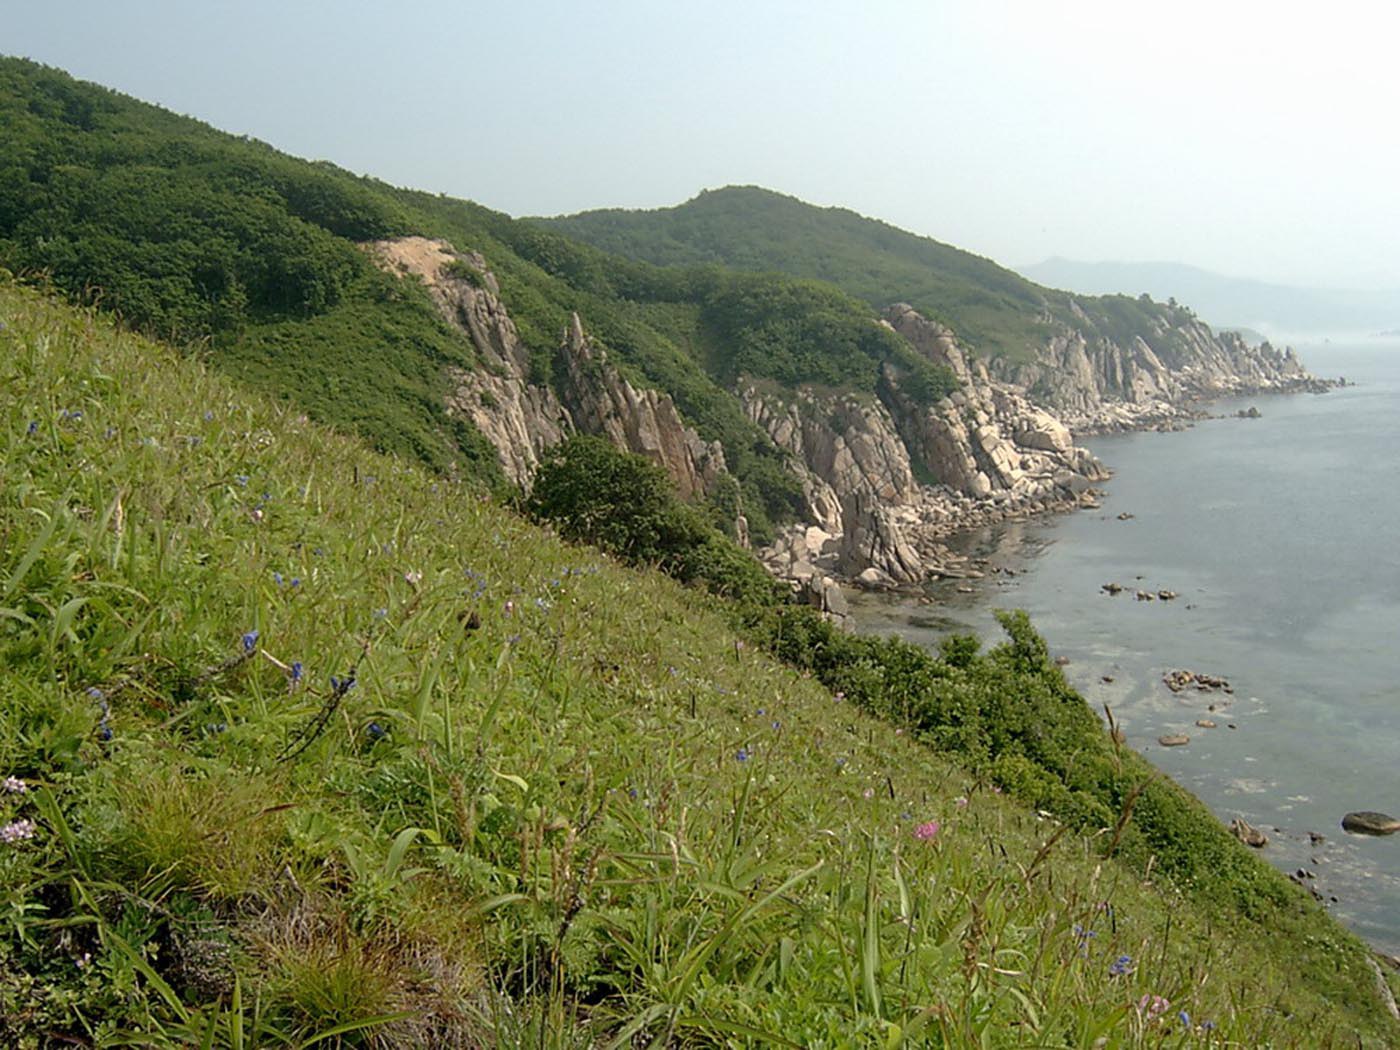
[538,186,1211,364]
[2,287,1395,1046]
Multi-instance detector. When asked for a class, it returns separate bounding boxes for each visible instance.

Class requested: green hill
[538,185,1210,364]
[3,274,1395,1047]
[0,58,959,544]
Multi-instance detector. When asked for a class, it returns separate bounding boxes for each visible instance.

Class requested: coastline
[843,361,1400,957]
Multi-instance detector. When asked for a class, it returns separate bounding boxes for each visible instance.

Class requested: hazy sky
[8,1,1400,288]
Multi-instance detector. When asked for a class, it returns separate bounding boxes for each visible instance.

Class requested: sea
[849,340,1400,954]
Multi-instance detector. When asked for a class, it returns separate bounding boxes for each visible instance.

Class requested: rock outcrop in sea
[369,237,1327,603]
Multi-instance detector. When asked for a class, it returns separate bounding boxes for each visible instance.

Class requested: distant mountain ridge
[1019,257,1400,337]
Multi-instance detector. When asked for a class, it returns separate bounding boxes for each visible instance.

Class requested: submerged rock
[1341,811,1400,836]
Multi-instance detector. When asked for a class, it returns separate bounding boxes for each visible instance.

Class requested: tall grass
[0,281,1394,1045]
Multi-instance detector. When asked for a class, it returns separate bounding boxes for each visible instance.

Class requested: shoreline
[764,371,1341,605]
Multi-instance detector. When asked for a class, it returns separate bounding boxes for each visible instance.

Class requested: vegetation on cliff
[539,185,1219,365]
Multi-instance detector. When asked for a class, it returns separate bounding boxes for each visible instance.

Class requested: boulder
[1230,818,1268,848]
[1341,811,1400,836]
[1157,734,1190,747]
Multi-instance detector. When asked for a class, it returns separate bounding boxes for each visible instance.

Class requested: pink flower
[913,819,940,842]
[862,787,875,800]
[0,819,37,844]
[1137,994,1170,1020]
[953,796,969,808]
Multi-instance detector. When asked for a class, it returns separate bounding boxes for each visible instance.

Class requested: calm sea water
[851,341,1400,953]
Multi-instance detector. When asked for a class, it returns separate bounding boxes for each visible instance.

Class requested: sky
[7,0,1400,288]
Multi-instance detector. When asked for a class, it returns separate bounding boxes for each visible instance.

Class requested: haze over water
[852,340,1400,953]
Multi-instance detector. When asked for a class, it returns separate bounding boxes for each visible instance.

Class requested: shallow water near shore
[850,339,1400,953]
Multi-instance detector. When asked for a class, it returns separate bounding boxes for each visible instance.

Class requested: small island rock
[1158,733,1190,747]
[1341,811,1400,836]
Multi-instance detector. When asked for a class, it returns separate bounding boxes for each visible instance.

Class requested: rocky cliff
[991,303,1324,432]
[370,237,1328,605]
[749,304,1112,590]
[369,237,725,498]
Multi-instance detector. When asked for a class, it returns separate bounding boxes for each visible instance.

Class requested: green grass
[1,283,1396,1046]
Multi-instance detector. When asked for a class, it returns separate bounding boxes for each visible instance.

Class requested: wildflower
[210,722,228,734]
[756,707,765,716]
[507,633,521,644]
[1201,1020,1216,1031]
[1137,994,1170,1020]
[98,722,113,742]
[0,819,37,844]
[1108,954,1133,976]
[203,410,214,421]
[241,629,259,654]
[913,820,940,842]
[272,571,284,586]
[289,661,303,684]
[329,674,356,694]
[954,796,969,808]
[289,577,301,588]
[2,776,26,794]
[373,607,387,620]
[835,756,848,768]
[366,722,387,741]
[772,720,781,730]
[250,508,264,522]
[833,691,845,702]
[863,787,875,800]
[234,475,249,487]
[404,570,423,585]
[1177,1011,1191,1028]
[735,748,750,762]
[85,686,104,701]
[534,597,550,611]
[504,600,515,615]
[26,420,38,435]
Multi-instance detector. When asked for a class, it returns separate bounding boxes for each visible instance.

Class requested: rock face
[369,238,724,498]
[987,304,1327,432]
[750,306,1111,586]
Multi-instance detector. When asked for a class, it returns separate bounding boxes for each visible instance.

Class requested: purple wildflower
[735,747,750,762]
[1137,994,1170,1020]
[26,420,38,435]
[290,661,303,684]
[2,776,27,795]
[1109,954,1133,976]
[241,629,259,654]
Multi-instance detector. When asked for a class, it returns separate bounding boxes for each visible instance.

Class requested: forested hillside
[539,185,1218,365]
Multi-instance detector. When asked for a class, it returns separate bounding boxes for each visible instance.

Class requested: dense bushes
[526,436,782,606]
[739,603,1296,912]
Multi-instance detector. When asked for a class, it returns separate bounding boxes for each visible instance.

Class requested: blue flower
[366,722,387,741]
[1108,954,1133,976]
[241,629,259,654]
[735,748,750,762]
[290,661,303,683]
[330,674,356,694]
[373,607,387,620]
[97,722,113,742]
[289,577,301,588]
[272,571,283,586]
[26,421,38,435]
[85,686,104,700]
[234,475,249,487]
[204,410,214,421]
[1177,1011,1191,1027]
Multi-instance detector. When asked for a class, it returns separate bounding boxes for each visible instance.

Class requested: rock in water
[1157,734,1190,747]
[1230,818,1268,848]
[1341,811,1400,836]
